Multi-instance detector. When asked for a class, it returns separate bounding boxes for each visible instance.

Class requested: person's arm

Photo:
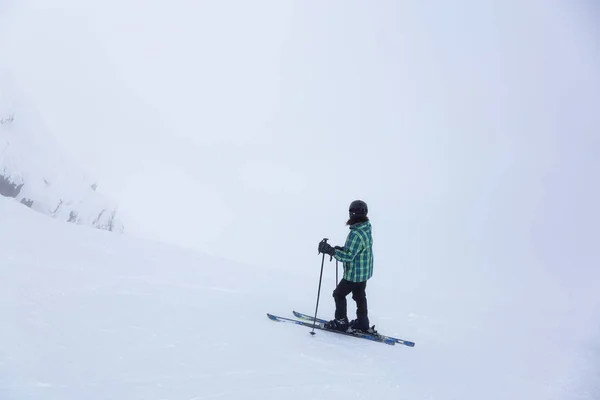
[334,232,362,262]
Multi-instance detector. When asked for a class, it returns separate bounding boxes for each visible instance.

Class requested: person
[318,200,373,332]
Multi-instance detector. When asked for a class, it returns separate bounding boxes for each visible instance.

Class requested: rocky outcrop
[0,173,22,198]
[0,73,124,233]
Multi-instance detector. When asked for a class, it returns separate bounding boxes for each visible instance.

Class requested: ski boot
[349,316,371,332]
[324,317,349,332]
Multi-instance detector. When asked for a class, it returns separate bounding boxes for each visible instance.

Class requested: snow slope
[1,197,598,400]
[0,71,123,232]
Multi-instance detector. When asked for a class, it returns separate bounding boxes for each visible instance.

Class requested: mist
[2,0,599,301]
[1,1,600,396]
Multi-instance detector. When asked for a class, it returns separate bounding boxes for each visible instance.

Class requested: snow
[1,1,599,398]
[1,196,598,400]
[0,71,123,232]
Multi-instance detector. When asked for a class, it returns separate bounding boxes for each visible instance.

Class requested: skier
[317,200,373,332]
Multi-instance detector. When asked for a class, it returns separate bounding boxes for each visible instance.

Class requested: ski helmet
[349,200,368,217]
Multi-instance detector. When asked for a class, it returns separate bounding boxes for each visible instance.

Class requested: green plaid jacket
[333,221,373,282]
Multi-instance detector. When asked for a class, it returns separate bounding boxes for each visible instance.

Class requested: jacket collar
[350,220,371,231]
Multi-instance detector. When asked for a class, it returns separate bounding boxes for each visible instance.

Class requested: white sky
[1,0,599,297]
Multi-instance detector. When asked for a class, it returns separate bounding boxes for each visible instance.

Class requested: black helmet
[349,200,368,217]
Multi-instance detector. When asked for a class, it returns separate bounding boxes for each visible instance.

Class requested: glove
[318,240,336,257]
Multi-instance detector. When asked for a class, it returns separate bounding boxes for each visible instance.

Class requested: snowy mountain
[1,2,599,399]
[0,71,123,232]
[1,195,597,400]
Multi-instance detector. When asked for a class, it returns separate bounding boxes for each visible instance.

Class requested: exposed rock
[0,71,124,233]
[20,198,33,208]
[0,174,23,198]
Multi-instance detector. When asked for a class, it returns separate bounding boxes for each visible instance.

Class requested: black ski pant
[333,279,368,320]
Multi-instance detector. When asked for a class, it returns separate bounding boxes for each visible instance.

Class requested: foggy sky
[1,0,599,301]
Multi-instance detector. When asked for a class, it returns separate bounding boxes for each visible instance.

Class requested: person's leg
[332,279,352,320]
[351,281,369,329]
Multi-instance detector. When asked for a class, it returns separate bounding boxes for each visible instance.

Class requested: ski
[266,313,396,346]
[292,311,415,347]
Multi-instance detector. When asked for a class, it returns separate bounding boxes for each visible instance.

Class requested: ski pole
[311,238,328,335]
